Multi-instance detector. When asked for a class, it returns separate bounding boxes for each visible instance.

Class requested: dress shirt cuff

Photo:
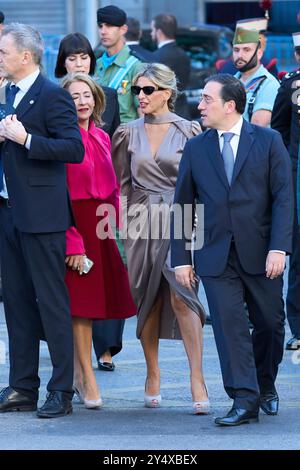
[269,250,286,255]
[25,134,32,150]
[174,265,193,269]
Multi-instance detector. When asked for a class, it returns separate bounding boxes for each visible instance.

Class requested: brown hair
[153,14,177,39]
[61,73,106,127]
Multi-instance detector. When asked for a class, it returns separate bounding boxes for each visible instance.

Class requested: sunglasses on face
[131,85,164,96]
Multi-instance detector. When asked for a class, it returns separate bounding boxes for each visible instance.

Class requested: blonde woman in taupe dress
[112,63,209,414]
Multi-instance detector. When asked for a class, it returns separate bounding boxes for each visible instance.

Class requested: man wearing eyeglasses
[171,74,293,426]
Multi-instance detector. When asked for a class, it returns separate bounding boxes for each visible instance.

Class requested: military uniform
[271,69,300,345]
[272,69,300,169]
[235,64,279,122]
[95,45,143,124]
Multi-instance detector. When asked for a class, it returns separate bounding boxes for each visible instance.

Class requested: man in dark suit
[101,86,120,138]
[151,13,191,119]
[0,23,84,418]
[171,74,293,426]
[125,17,154,63]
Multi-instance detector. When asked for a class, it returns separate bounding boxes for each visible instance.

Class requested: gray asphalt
[0,272,299,451]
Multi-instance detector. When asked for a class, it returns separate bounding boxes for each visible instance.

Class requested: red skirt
[65,199,136,320]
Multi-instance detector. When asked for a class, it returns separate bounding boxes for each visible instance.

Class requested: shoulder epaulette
[283,69,300,81]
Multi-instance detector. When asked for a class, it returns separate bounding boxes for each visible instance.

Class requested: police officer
[233,24,279,127]
[272,32,300,350]
[219,17,278,78]
[95,5,143,123]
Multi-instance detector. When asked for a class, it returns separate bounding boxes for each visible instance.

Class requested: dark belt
[0,196,11,208]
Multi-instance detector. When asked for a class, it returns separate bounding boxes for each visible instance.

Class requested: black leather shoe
[37,391,72,418]
[215,407,259,426]
[97,360,115,371]
[260,392,279,415]
[0,386,37,412]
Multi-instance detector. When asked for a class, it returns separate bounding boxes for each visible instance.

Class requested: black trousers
[201,244,285,410]
[286,168,300,336]
[93,319,125,359]
[0,202,73,401]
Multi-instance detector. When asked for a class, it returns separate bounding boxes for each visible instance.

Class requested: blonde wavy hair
[133,63,178,112]
[61,72,106,128]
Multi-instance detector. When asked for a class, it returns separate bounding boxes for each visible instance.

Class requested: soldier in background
[219,17,278,78]
[233,25,279,127]
[95,5,143,123]
[272,32,300,350]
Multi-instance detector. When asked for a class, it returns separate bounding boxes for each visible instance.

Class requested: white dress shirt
[175,117,284,269]
[0,68,40,199]
[158,40,175,49]
[217,116,243,160]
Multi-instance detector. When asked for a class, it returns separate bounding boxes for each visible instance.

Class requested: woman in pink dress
[62,72,136,409]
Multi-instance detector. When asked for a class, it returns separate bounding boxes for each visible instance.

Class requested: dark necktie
[0,85,20,192]
[5,84,20,107]
[221,132,235,185]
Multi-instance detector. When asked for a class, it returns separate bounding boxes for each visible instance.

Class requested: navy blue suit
[172,119,293,409]
[152,42,191,119]
[0,73,84,400]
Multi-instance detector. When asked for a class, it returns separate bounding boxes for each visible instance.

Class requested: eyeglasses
[131,85,164,96]
[199,94,224,105]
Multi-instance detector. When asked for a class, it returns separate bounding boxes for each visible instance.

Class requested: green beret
[233,27,259,45]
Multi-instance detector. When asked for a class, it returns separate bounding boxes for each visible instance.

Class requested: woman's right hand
[175,266,196,292]
[65,254,85,275]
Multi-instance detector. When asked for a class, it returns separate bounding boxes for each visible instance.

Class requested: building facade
[0,0,206,46]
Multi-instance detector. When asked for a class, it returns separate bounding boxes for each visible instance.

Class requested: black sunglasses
[131,85,164,96]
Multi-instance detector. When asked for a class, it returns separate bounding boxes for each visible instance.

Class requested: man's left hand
[1,114,27,145]
[265,252,285,279]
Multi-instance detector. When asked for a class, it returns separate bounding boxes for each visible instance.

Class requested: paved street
[0,276,300,451]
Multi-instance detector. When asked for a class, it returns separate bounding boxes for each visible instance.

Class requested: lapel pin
[29,100,34,105]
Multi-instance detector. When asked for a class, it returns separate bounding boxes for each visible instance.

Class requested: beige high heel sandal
[192,384,210,415]
[144,378,162,408]
[73,386,103,409]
